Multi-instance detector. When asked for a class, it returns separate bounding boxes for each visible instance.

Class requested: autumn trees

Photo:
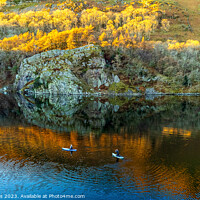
[0,0,6,8]
[0,0,172,52]
[0,0,199,91]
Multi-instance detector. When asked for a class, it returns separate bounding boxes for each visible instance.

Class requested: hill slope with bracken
[150,0,200,41]
[0,0,199,94]
[175,0,200,39]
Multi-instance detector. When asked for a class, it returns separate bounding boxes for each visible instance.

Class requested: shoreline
[1,91,200,97]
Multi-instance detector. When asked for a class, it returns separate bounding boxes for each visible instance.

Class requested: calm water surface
[0,94,200,200]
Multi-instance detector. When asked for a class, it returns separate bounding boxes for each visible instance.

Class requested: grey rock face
[83,69,112,88]
[145,88,163,95]
[114,75,120,83]
[14,45,109,95]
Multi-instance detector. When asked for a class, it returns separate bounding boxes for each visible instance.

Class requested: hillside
[0,0,199,94]
[151,0,200,41]
[1,0,199,40]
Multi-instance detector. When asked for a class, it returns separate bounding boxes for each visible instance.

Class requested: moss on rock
[14,45,106,95]
[108,81,137,94]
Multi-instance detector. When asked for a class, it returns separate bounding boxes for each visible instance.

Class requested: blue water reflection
[0,94,199,200]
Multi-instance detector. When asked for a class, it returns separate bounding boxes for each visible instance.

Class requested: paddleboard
[62,148,77,152]
[112,153,124,159]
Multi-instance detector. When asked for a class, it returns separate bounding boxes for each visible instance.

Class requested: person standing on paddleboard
[115,149,120,156]
[70,144,73,150]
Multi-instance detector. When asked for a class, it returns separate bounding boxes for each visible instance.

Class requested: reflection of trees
[162,127,191,137]
[0,124,200,198]
[14,94,200,136]
[0,94,200,198]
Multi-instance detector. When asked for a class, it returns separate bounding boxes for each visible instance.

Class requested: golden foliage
[167,40,200,50]
[162,127,191,138]
[0,26,94,52]
[161,19,170,31]
[0,0,179,52]
[0,8,77,33]
[80,7,109,30]
[0,0,6,7]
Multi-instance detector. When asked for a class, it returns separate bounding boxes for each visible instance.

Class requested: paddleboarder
[115,149,120,156]
[70,144,73,150]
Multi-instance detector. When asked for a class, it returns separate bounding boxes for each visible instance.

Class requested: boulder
[14,45,112,95]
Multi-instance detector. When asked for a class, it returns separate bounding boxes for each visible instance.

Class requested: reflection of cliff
[16,94,119,133]
[15,95,200,135]
[0,93,24,126]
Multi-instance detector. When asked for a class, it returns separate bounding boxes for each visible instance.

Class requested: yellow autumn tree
[0,0,6,8]
[0,0,170,51]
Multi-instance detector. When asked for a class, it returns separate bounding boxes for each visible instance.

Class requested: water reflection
[162,127,191,137]
[15,94,200,134]
[0,94,199,199]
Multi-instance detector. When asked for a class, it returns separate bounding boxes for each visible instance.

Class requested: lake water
[0,94,200,200]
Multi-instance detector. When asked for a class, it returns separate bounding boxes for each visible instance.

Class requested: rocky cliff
[14,45,117,95]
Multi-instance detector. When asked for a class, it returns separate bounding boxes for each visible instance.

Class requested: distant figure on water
[70,144,73,150]
[115,149,120,156]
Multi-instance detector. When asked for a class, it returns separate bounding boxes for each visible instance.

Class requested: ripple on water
[0,151,198,199]
[121,162,196,199]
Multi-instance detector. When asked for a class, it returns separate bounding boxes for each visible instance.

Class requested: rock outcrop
[14,45,115,95]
